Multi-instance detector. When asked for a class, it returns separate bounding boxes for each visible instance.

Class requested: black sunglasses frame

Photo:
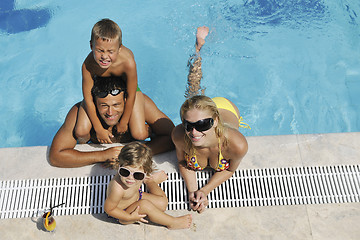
[183,118,214,132]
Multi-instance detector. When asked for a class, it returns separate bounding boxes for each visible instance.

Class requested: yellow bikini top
[185,139,230,171]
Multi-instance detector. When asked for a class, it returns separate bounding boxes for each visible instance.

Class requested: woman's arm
[172,125,198,192]
[194,129,248,211]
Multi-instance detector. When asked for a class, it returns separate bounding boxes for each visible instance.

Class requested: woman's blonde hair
[180,95,228,155]
[116,142,154,174]
[91,18,122,47]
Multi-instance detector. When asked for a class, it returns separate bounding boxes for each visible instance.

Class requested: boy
[75,19,148,144]
[104,142,192,229]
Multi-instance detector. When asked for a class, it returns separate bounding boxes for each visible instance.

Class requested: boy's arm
[117,60,137,132]
[82,63,113,143]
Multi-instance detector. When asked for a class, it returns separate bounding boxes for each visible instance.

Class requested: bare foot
[168,214,193,230]
[145,170,168,184]
[195,26,209,52]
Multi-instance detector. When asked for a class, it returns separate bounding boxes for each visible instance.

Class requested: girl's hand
[130,206,148,223]
[116,121,128,134]
[96,128,113,144]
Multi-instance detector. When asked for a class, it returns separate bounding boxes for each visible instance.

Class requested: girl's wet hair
[116,142,154,174]
[91,18,122,47]
[180,95,228,155]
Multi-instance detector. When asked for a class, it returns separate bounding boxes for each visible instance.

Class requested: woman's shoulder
[223,127,248,156]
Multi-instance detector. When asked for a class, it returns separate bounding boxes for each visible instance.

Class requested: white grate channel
[1,165,359,219]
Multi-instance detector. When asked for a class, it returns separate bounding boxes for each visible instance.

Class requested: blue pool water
[0,0,359,148]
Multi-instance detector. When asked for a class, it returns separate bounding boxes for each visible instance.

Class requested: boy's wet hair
[91,18,122,47]
[117,142,154,174]
[91,75,127,99]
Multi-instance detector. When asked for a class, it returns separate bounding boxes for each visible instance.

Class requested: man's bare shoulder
[172,125,186,145]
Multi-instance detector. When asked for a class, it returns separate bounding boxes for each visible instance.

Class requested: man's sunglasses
[183,118,214,132]
[118,167,145,180]
[96,89,125,98]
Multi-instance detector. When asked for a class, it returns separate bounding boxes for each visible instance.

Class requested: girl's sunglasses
[183,118,214,132]
[118,167,145,180]
[96,89,125,98]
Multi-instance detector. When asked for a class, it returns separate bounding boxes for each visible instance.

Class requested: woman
[172,95,248,213]
[172,26,249,213]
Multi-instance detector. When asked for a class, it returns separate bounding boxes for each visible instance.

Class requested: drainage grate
[1,165,359,219]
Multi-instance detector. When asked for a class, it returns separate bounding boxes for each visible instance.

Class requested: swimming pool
[0,0,359,148]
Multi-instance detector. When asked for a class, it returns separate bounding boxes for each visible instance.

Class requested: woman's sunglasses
[118,167,145,180]
[96,89,125,98]
[183,118,214,132]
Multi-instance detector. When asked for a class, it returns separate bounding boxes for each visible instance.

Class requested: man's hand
[101,146,123,168]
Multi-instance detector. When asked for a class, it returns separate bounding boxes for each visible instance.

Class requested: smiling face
[183,108,218,147]
[91,38,120,69]
[95,91,125,126]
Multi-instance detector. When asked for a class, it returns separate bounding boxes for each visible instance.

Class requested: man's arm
[143,94,175,155]
[49,103,122,168]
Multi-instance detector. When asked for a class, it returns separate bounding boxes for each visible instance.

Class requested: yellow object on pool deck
[212,97,251,129]
[43,211,56,232]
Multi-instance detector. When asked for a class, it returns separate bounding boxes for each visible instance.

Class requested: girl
[104,142,192,229]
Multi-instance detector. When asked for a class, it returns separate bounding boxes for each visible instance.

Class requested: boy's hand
[130,206,148,223]
[116,121,128,134]
[96,128,113,144]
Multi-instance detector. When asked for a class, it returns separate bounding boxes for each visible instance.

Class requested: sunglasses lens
[119,168,130,177]
[119,168,145,180]
[110,89,121,96]
[133,172,145,180]
[97,91,108,98]
[183,118,213,132]
[195,118,214,131]
[184,122,193,132]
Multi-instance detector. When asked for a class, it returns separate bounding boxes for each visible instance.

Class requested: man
[49,76,174,168]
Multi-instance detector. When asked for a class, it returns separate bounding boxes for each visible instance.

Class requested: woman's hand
[189,190,208,213]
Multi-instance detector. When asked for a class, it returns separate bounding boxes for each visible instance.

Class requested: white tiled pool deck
[1,132,359,240]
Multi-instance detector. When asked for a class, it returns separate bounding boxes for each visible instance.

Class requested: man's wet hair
[91,75,127,99]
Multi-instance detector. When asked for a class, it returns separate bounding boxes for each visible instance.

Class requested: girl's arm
[104,183,147,224]
[116,60,137,133]
[82,63,113,143]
